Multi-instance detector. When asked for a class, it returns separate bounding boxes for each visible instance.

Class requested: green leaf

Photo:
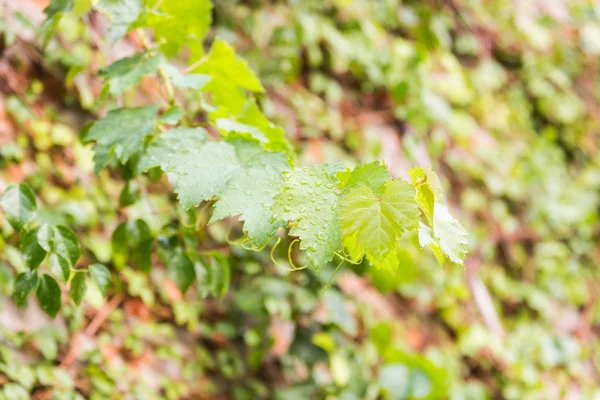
[236,99,292,154]
[272,167,342,269]
[432,203,468,265]
[20,227,46,269]
[83,106,158,173]
[211,162,289,248]
[216,118,267,143]
[161,63,211,89]
[49,254,71,282]
[41,0,74,43]
[409,166,437,225]
[99,53,161,95]
[69,271,87,306]
[96,0,143,44]
[14,271,38,308]
[140,127,238,208]
[336,161,391,195]
[195,39,264,113]
[165,248,195,294]
[0,183,37,231]
[340,179,419,264]
[37,224,80,268]
[417,222,445,266]
[89,264,111,296]
[148,0,213,58]
[36,274,62,318]
[158,105,183,125]
[111,220,153,271]
[118,180,139,207]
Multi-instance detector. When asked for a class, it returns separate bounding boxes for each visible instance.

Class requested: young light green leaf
[36,274,62,318]
[340,180,419,263]
[236,99,292,154]
[20,227,46,269]
[165,248,195,294]
[0,183,37,232]
[433,203,468,265]
[337,161,391,195]
[194,39,264,113]
[96,0,143,44]
[14,271,38,308]
[418,222,445,266]
[83,106,158,173]
[90,264,111,296]
[148,0,213,58]
[409,166,436,225]
[99,53,161,95]
[272,167,342,269]
[69,271,87,306]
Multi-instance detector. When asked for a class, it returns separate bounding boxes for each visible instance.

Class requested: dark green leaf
[166,248,195,294]
[89,264,111,296]
[36,274,62,318]
[14,271,38,308]
[20,227,46,269]
[0,183,37,231]
[69,271,87,306]
[37,224,80,268]
[49,254,71,282]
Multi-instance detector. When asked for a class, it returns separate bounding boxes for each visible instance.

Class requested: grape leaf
[99,53,161,95]
[0,183,36,232]
[418,222,445,266]
[216,118,267,143]
[139,127,238,208]
[337,161,391,195]
[432,203,468,265]
[96,0,143,44]
[69,270,87,306]
[36,274,62,318]
[272,167,342,269]
[211,162,290,248]
[159,105,183,125]
[14,271,38,308]
[83,106,158,173]
[194,39,264,93]
[409,166,436,225]
[161,63,211,89]
[20,227,46,269]
[148,0,213,58]
[194,39,264,114]
[236,99,292,154]
[90,264,111,296]
[340,179,419,263]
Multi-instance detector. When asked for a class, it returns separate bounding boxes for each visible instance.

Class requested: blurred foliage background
[1,0,600,399]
